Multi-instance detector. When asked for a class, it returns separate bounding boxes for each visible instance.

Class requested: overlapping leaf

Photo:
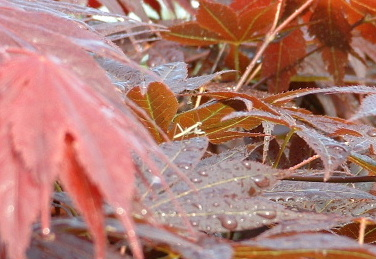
[127,82,178,143]
[235,233,376,259]
[162,0,277,46]
[142,157,331,233]
[263,181,376,216]
[262,25,306,93]
[0,48,164,259]
[172,100,262,143]
[308,0,354,83]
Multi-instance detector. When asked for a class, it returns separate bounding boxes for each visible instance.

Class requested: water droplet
[248,186,258,196]
[100,105,115,119]
[327,144,347,153]
[191,178,202,183]
[198,170,208,176]
[141,209,148,215]
[256,210,277,219]
[41,228,55,240]
[191,221,198,226]
[286,197,295,202]
[252,175,270,188]
[242,160,252,169]
[367,129,376,137]
[218,215,238,230]
[192,203,203,210]
[116,207,125,215]
[42,228,50,235]
[6,205,14,215]
[213,202,220,207]
[180,164,191,170]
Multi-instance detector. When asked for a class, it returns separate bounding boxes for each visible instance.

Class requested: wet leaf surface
[262,181,376,217]
[236,233,376,259]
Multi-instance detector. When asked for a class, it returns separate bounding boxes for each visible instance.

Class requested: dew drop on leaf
[242,160,252,169]
[192,202,203,210]
[255,210,277,219]
[248,186,258,196]
[178,163,192,170]
[198,170,208,176]
[252,175,270,188]
[218,215,238,231]
[213,202,220,207]
[42,227,50,236]
[116,207,125,215]
[367,129,376,137]
[191,220,198,226]
[191,178,202,183]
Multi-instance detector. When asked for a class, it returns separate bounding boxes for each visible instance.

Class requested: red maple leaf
[0,49,160,259]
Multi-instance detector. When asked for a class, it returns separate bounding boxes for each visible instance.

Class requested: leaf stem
[288,154,320,170]
[273,129,295,168]
[235,0,314,91]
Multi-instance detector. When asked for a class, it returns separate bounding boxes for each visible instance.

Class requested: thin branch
[235,0,314,91]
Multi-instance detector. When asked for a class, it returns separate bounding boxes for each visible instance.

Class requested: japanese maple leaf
[0,49,161,259]
[162,0,276,46]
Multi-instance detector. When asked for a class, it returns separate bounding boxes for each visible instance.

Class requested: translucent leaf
[127,82,179,143]
[196,0,239,41]
[262,26,306,93]
[162,0,277,45]
[172,100,261,142]
[162,21,223,46]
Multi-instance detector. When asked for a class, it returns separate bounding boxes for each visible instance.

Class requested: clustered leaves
[2,0,376,259]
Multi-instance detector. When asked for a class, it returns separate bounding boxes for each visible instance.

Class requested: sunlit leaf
[162,21,223,46]
[172,100,261,142]
[196,0,239,41]
[0,49,160,259]
[127,82,178,143]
